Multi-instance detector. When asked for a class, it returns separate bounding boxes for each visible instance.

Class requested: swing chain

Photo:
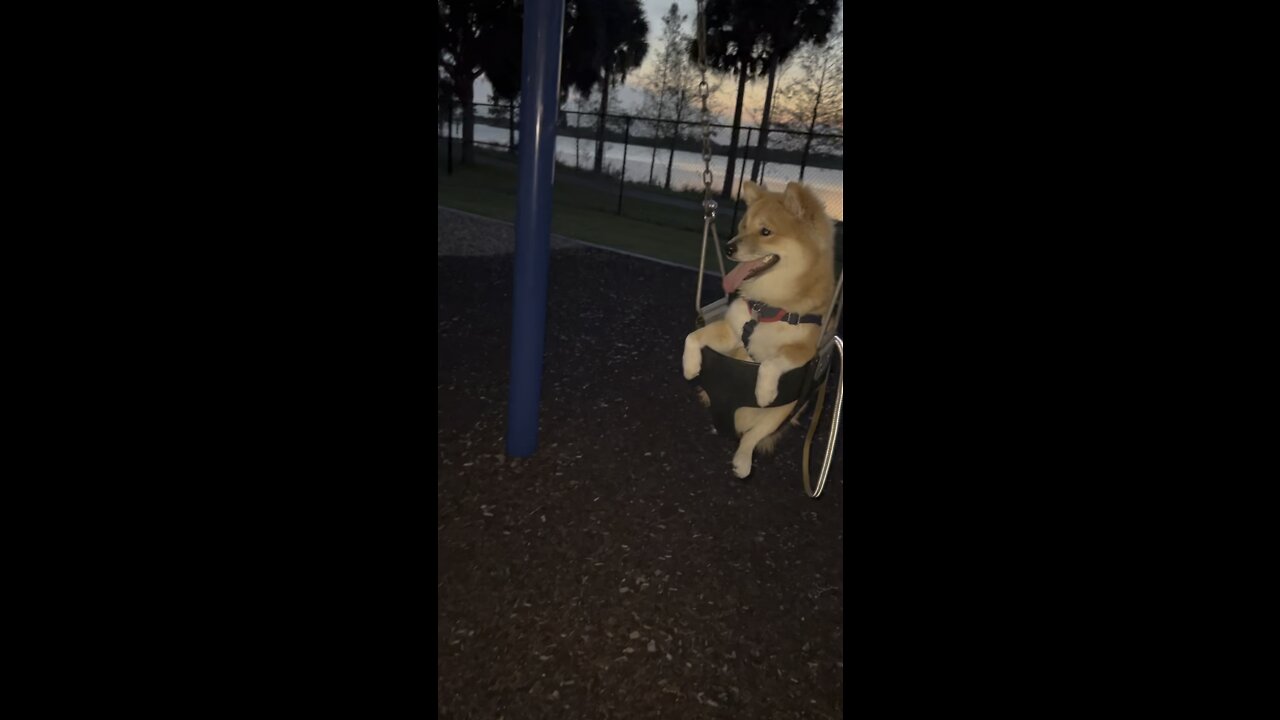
[697,0,715,220]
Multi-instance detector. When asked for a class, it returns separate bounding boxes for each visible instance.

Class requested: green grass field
[438,144,843,271]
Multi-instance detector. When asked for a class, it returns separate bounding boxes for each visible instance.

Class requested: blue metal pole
[506,0,565,457]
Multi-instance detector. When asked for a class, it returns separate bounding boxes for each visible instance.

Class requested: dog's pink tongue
[723,258,768,294]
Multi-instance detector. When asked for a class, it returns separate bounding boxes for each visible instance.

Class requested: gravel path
[438,207,577,256]
[437,208,845,719]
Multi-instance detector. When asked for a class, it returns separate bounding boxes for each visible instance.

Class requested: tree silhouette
[481,1,523,154]
[439,73,455,135]
[747,0,838,182]
[690,0,770,199]
[483,1,524,101]
[638,4,722,188]
[581,0,648,173]
[774,29,843,179]
[438,0,522,164]
[690,0,835,197]
[560,0,605,105]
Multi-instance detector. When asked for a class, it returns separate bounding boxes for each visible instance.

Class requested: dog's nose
[725,239,738,258]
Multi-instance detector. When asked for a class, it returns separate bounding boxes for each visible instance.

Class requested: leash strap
[802,336,844,499]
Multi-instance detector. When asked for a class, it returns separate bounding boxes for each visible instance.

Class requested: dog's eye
[760,227,772,236]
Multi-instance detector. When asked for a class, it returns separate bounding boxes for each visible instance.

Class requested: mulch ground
[437,211,845,719]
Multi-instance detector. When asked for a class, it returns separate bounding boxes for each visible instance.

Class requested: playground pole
[506,0,565,457]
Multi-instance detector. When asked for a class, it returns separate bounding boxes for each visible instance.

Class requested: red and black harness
[740,299,824,358]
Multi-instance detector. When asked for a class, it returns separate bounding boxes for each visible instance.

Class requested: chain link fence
[441,101,844,227]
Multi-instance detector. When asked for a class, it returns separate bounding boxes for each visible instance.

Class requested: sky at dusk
[471,0,842,124]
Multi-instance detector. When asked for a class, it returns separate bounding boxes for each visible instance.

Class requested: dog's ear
[783,182,823,219]
[742,181,764,204]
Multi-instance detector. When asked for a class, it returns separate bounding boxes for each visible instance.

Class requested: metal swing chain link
[695,1,728,282]
[693,0,725,315]
[697,0,715,220]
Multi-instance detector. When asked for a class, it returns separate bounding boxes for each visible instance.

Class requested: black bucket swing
[685,0,844,498]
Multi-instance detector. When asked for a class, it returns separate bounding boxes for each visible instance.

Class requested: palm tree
[560,0,604,105]
[586,0,649,174]
[439,0,523,164]
[481,0,523,153]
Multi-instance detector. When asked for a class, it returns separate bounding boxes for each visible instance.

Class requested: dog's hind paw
[732,455,752,478]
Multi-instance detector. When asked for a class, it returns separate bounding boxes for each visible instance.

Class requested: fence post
[447,97,454,175]
[648,118,658,185]
[508,103,516,154]
[595,101,606,173]
[800,127,811,181]
[665,116,679,190]
[617,117,631,215]
[730,127,753,233]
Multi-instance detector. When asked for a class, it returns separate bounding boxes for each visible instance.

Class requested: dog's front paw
[755,363,782,406]
[732,454,752,478]
[755,381,778,407]
[682,337,702,380]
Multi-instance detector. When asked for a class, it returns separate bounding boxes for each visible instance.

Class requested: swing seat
[690,346,824,437]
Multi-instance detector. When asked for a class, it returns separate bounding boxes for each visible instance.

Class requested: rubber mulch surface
[438,243,845,719]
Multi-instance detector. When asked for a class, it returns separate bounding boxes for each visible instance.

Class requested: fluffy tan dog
[682,181,836,478]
